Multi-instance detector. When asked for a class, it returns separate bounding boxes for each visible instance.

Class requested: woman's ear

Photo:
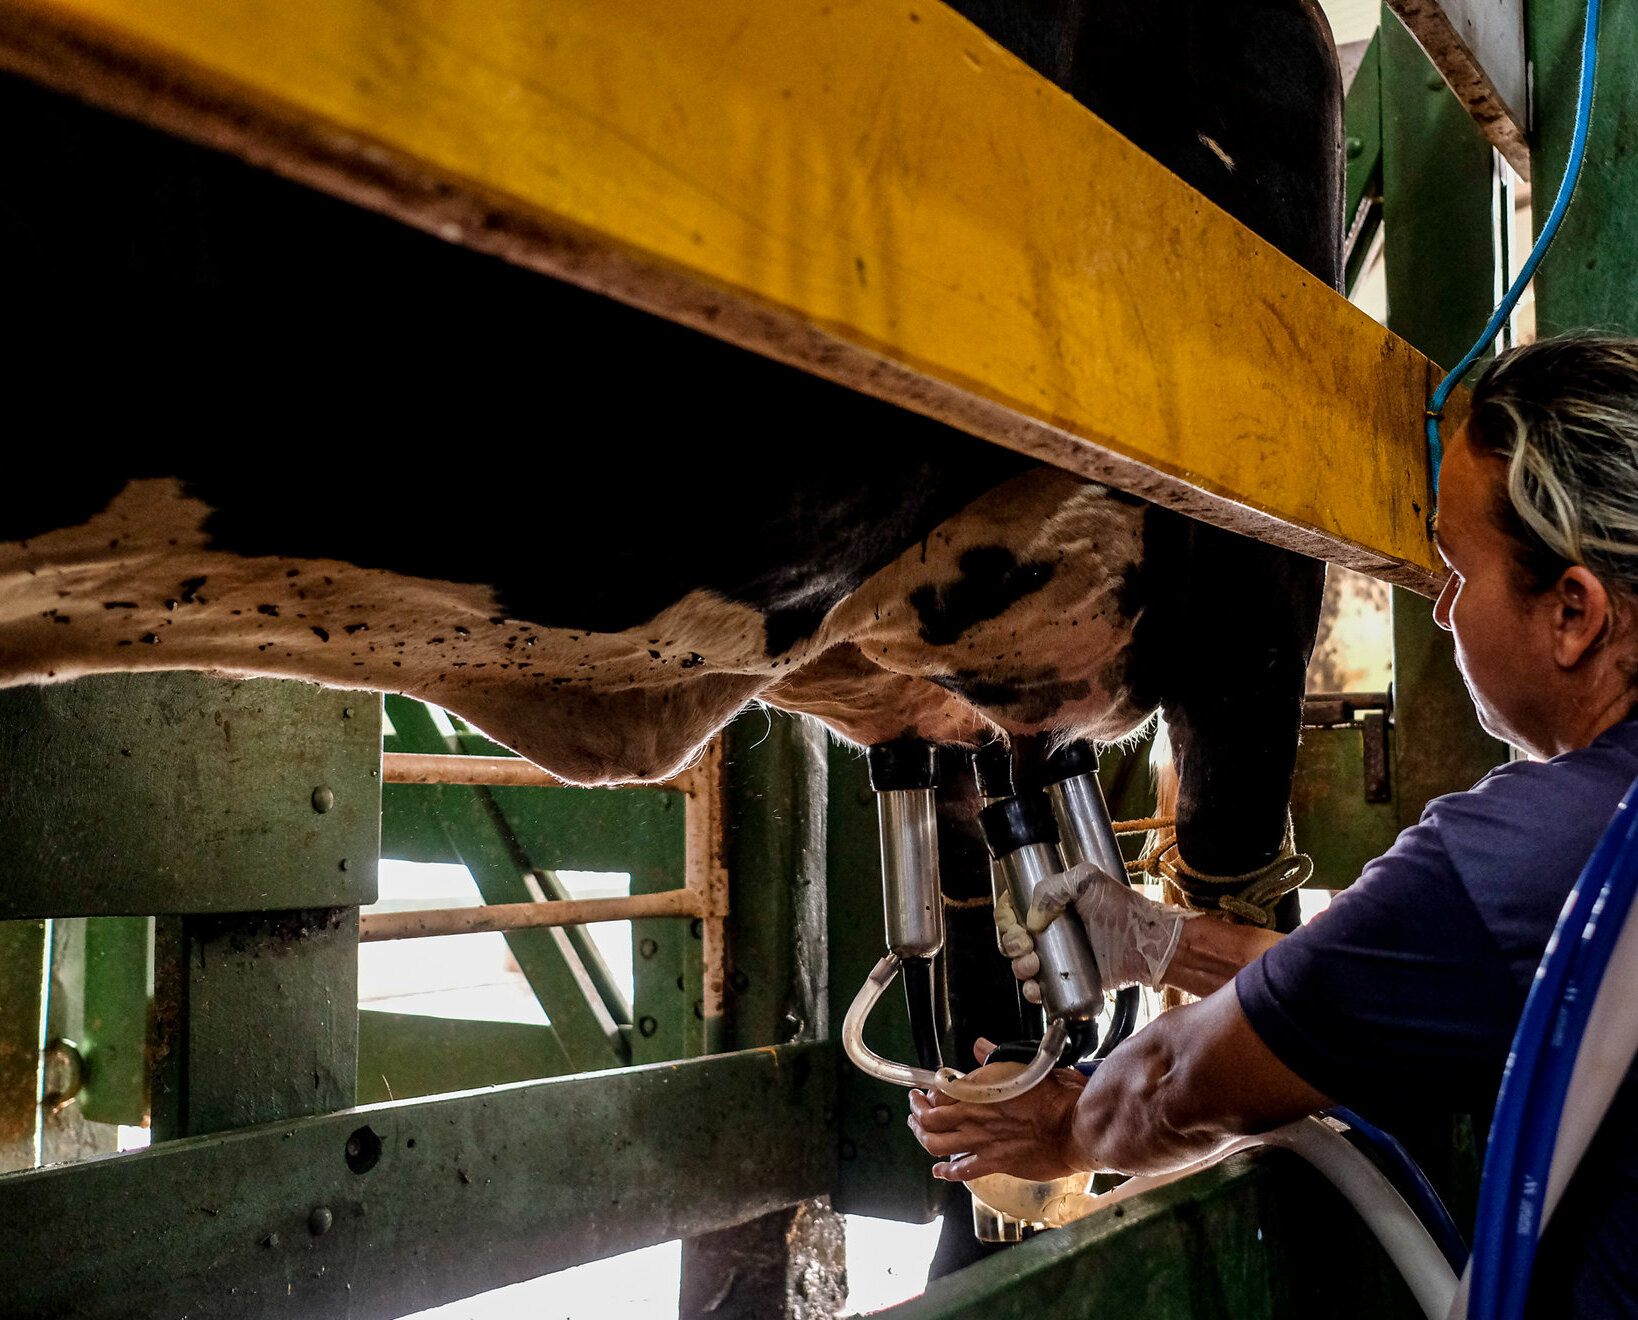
[1550,566,1612,668]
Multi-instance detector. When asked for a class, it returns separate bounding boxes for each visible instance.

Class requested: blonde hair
[1468,336,1638,602]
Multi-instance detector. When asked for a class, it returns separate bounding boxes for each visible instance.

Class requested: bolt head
[312,786,336,813]
[309,1206,334,1236]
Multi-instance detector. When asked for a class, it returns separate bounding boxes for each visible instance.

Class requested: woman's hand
[906,1039,1092,1182]
[995,862,1196,1002]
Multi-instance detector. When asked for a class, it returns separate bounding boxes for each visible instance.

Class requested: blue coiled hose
[1468,773,1638,1318]
[1425,0,1602,493]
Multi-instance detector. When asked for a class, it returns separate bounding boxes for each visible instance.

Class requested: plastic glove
[996,862,1197,1003]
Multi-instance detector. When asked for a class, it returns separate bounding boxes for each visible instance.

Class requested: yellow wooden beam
[0,0,1448,591]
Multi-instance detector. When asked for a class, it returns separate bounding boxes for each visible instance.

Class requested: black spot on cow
[909,548,1054,647]
[257,604,279,617]
[648,650,661,660]
[179,577,207,604]
[926,667,1091,726]
[312,626,330,642]
[139,633,160,645]
[103,601,137,610]
[681,654,705,669]
[344,623,368,635]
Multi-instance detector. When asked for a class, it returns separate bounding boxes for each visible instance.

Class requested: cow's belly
[0,468,1154,782]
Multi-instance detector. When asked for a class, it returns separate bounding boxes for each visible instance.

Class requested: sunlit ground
[401,1215,942,1319]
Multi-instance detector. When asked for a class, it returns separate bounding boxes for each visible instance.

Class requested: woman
[909,336,1638,1315]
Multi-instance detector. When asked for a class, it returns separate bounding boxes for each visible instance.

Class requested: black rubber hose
[1095,987,1142,1058]
[900,955,944,1072]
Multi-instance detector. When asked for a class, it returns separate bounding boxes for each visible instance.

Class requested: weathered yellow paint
[0,0,1446,588]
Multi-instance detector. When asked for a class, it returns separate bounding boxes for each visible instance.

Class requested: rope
[1425,0,1602,494]
[941,815,1177,910]
[1127,825,1314,928]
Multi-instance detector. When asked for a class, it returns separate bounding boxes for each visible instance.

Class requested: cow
[0,0,1339,901]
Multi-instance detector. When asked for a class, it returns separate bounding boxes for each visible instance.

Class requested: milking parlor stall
[0,0,1631,1315]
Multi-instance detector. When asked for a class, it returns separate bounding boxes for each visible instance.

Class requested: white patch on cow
[1198,133,1236,172]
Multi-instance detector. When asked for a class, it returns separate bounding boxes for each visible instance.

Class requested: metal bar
[1527,0,1638,340]
[1384,0,1529,176]
[355,1010,573,1103]
[383,752,696,795]
[150,908,359,1141]
[0,0,1444,588]
[0,675,380,918]
[0,1043,838,1320]
[360,889,702,942]
[380,697,629,1071]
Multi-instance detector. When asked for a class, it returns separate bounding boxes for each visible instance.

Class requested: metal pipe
[1047,772,1126,880]
[994,841,1105,1025]
[359,889,700,941]
[878,788,943,959]
[381,752,693,793]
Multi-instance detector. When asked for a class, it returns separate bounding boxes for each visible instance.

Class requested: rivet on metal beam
[309,1206,334,1236]
[312,786,336,813]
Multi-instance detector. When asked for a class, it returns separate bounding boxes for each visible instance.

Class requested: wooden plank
[0,1042,838,1320]
[1385,0,1530,177]
[0,0,1444,591]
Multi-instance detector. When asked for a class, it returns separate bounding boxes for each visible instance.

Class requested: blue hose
[1329,1106,1469,1273]
[1425,0,1602,493]
[1468,774,1638,1319]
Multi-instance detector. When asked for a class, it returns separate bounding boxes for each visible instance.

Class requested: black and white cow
[0,0,1340,896]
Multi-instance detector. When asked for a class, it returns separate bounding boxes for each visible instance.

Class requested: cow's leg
[1128,510,1326,917]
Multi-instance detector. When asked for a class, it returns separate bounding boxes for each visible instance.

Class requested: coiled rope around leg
[1127,816,1314,929]
[943,812,1313,928]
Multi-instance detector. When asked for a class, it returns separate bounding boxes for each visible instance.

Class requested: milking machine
[842,737,1133,1105]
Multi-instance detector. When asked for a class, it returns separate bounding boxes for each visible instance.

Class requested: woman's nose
[1433,573,1457,632]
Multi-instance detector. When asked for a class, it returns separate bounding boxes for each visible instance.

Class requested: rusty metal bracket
[1303,691,1393,804]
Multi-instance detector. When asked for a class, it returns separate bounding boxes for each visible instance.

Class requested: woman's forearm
[1163,916,1282,997]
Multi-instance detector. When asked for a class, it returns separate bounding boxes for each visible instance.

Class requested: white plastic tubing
[841,954,1068,1103]
[1444,883,1638,1319]
[1072,1118,1458,1320]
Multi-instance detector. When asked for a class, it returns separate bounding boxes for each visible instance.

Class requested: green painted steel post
[381,696,627,1073]
[76,916,151,1127]
[1379,5,1509,1233]
[680,710,844,1320]
[1380,3,1508,842]
[1528,0,1638,337]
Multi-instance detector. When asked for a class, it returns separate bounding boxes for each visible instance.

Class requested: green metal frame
[0,1042,837,1320]
[874,1149,1421,1320]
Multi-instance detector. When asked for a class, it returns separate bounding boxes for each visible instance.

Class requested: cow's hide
[0,463,1151,783]
[0,0,1340,880]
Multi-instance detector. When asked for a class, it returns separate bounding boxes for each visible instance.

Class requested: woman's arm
[1163,918,1284,997]
[909,983,1331,1180]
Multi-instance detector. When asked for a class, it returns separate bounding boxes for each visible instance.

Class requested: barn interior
[0,0,1633,1316]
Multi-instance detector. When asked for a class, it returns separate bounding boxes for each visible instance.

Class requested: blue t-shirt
[1237,718,1638,1318]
